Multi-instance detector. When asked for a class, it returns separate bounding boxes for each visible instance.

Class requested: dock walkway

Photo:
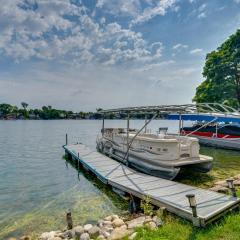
[63,143,240,227]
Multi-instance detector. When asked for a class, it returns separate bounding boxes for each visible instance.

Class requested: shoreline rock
[37,213,163,240]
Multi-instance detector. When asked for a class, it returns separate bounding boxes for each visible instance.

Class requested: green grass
[134,212,240,240]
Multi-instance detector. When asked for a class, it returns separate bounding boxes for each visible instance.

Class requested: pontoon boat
[96,105,214,180]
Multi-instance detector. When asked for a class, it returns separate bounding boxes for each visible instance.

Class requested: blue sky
[0,0,240,111]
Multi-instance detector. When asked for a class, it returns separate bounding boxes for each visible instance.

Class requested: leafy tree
[193,29,240,108]
[0,104,18,115]
[21,102,28,109]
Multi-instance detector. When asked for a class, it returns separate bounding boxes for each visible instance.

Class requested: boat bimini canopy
[99,103,240,123]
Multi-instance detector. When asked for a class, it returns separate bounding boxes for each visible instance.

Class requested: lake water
[1,120,240,239]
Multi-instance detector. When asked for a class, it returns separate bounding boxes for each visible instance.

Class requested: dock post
[186,194,197,218]
[126,112,130,165]
[144,115,147,133]
[102,114,105,136]
[226,179,237,197]
[66,210,73,229]
[128,195,140,214]
[66,133,68,146]
[178,113,182,135]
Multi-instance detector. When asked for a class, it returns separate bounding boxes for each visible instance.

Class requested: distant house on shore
[5,113,17,120]
[29,113,40,120]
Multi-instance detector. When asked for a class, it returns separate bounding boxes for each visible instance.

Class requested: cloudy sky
[0,0,240,111]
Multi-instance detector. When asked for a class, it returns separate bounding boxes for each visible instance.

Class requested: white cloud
[96,0,178,27]
[197,3,207,19]
[96,0,141,17]
[130,0,177,27]
[190,48,203,55]
[0,0,164,66]
[198,12,206,19]
[172,43,188,50]
[234,0,240,3]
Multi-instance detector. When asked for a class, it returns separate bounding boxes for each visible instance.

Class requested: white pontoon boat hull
[96,137,213,180]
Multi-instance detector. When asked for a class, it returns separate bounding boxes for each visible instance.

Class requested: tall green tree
[193,29,240,108]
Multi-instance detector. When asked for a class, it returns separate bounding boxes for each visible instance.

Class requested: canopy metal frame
[99,103,239,115]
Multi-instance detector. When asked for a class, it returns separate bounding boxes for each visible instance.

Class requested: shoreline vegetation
[0,103,161,120]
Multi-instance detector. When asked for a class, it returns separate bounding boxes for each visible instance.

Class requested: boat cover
[167,114,240,123]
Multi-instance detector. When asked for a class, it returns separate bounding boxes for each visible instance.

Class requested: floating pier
[63,143,240,227]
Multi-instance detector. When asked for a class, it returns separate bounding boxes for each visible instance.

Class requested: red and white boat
[168,103,240,151]
[181,123,240,150]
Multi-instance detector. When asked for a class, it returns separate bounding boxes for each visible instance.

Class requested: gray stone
[88,226,100,238]
[74,226,84,237]
[39,231,56,240]
[234,179,240,186]
[84,224,93,232]
[209,185,229,193]
[152,216,163,227]
[112,218,125,228]
[103,220,112,226]
[145,221,157,230]
[104,215,113,221]
[109,225,130,240]
[111,215,119,220]
[214,180,228,187]
[97,219,104,228]
[96,235,106,240]
[100,229,111,238]
[144,216,152,223]
[80,233,90,240]
[101,226,113,234]
[63,230,74,239]
[126,216,145,229]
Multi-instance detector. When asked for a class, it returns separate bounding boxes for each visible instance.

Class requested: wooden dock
[63,143,240,227]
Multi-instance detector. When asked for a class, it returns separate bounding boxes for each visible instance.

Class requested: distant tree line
[0,103,100,120]
[0,103,157,120]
